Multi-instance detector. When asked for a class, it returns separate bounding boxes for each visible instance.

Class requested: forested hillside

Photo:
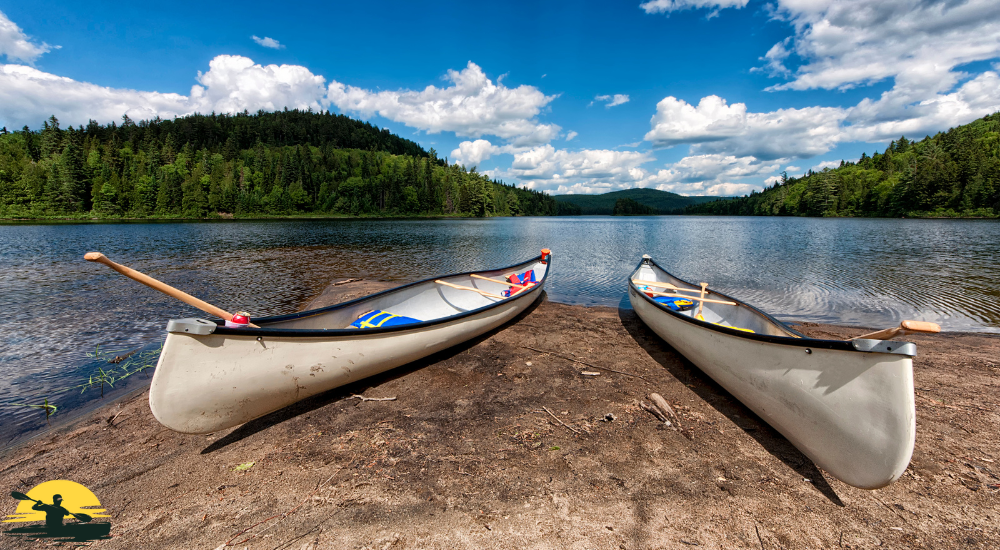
[555,188,719,215]
[686,113,1000,218]
[0,110,561,218]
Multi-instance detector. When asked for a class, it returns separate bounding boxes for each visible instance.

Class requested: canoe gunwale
[630,257,915,356]
[208,254,550,338]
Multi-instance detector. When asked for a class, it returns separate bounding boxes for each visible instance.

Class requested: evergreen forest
[611,197,657,215]
[0,110,565,219]
[686,112,1000,218]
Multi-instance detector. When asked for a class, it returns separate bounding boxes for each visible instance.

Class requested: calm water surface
[1,216,998,444]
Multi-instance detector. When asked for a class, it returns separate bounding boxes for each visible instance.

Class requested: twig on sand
[915,391,990,411]
[520,346,650,382]
[222,469,341,547]
[106,408,126,426]
[349,394,397,402]
[331,278,362,286]
[541,406,582,435]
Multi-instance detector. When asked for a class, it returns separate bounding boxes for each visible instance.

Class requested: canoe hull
[149,257,547,434]
[629,286,916,490]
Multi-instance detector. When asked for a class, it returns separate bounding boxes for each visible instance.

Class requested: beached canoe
[149,251,551,434]
[629,255,918,489]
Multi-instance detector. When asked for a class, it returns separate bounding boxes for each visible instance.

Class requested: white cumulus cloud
[643,154,779,195]
[492,145,653,193]
[594,94,630,108]
[251,35,285,49]
[764,0,1000,96]
[0,55,327,129]
[640,0,748,15]
[645,95,748,148]
[643,75,1000,161]
[0,9,57,63]
[327,61,560,146]
[451,139,503,168]
[566,130,578,141]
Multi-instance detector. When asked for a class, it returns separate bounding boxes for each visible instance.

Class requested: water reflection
[1,216,998,443]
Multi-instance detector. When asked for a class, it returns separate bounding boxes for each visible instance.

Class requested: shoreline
[3,213,1000,223]
[2,286,998,548]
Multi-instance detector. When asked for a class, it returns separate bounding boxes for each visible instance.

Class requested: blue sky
[2,0,999,196]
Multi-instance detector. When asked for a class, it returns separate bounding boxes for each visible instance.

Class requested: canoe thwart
[632,279,704,295]
[435,280,504,299]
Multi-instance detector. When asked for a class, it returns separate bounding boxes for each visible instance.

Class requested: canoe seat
[349,310,422,329]
[695,313,755,333]
[502,269,537,297]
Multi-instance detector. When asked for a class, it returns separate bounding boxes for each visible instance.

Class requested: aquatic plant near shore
[13,398,58,422]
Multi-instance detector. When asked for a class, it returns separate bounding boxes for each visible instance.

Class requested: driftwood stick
[350,395,397,402]
[331,278,362,286]
[649,393,681,429]
[640,401,669,423]
[541,406,582,434]
[519,346,651,382]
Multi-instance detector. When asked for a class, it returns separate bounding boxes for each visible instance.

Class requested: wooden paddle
[631,279,704,295]
[84,252,260,328]
[851,320,941,341]
[10,492,92,522]
[435,280,504,299]
[642,288,737,306]
[471,274,527,288]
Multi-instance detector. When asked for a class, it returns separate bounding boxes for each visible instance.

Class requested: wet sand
[1,281,998,549]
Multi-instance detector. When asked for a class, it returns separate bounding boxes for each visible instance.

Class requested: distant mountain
[554,188,723,215]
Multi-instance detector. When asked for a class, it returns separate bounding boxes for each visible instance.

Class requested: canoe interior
[250,256,549,332]
[631,261,801,339]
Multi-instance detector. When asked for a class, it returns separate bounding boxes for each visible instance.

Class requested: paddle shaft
[435,280,504,299]
[84,252,260,328]
[9,492,92,522]
[471,274,527,288]
[643,289,737,306]
[852,320,941,341]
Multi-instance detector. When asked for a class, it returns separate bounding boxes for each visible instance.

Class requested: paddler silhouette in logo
[3,480,111,542]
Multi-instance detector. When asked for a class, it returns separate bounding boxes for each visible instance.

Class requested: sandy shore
[2,282,998,549]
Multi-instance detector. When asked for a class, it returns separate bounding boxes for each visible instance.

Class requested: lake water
[1,216,998,445]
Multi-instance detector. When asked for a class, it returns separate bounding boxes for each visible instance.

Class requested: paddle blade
[901,320,941,333]
[10,491,32,501]
[73,512,93,523]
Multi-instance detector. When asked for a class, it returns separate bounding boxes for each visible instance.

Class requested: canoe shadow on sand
[200,293,547,455]
[617,302,845,507]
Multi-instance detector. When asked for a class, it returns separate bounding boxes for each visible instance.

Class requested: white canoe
[629,256,916,489]
[149,252,551,434]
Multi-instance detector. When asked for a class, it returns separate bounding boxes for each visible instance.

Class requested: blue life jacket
[350,310,421,329]
[653,296,696,311]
